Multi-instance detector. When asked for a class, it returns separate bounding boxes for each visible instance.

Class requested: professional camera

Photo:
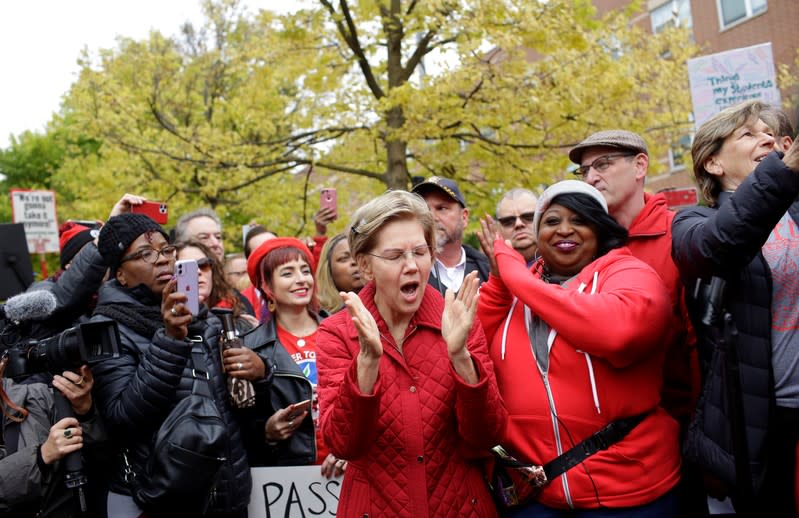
[2,320,121,380]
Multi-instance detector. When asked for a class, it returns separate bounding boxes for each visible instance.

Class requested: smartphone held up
[320,188,337,220]
[132,201,169,225]
[175,259,200,315]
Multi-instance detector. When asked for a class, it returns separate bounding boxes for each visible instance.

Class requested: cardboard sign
[9,189,59,253]
[248,466,341,517]
[688,42,780,129]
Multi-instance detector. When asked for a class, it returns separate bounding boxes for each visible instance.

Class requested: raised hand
[109,193,147,219]
[477,215,502,277]
[341,291,382,393]
[442,271,480,360]
[162,278,192,340]
[341,291,382,360]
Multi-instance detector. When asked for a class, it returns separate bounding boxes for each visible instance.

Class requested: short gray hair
[496,188,538,218]
[174,208,222,242]
[348,191,435,259]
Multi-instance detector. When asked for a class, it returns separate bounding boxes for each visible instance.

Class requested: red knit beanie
[58,222,95,269]
[247,237,314,289]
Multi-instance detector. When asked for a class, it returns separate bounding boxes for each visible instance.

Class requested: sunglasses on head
[497,212,535,228]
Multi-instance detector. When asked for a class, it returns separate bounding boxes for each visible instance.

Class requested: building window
[717,0,767,29]
[668,133,692,171]
[650,0,693,34]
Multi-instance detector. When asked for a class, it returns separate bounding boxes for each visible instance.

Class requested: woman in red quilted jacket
[317,190,507,517]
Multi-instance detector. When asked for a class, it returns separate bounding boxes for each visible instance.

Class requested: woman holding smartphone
[241,237,344,478]
[89,213,257,517]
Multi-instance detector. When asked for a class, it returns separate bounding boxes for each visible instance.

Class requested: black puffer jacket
[238,319,315,466]
[89,280,251,515]
[672,151,799,498]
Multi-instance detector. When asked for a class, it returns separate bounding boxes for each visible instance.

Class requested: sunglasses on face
[497,212,535,228]
[197,257,214,272]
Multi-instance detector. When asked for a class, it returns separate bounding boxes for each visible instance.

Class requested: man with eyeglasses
[411,176,490,294]
[495,188,538,267]
[570,130,703,515]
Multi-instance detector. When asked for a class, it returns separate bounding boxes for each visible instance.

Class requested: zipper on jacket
[527,306,574,508]
[540,373,574,508]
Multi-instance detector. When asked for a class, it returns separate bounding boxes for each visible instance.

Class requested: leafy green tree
[58,0,698,234]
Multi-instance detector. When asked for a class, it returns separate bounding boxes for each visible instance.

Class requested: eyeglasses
[120,245,177,265]
[497,212,535,228]
[574,153,637,179]
[197,257,213,272]
[366,245,433,264]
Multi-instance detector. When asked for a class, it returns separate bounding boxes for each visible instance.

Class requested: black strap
[188,341,214,399]
[542,412,648,481]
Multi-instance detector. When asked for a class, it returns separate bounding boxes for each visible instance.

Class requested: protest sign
[688,42,780,129]
[249,466,341,517]
[10,189,59,254]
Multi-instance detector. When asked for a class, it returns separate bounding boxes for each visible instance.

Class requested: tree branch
[401,30,435,83]
[318,0,385,99]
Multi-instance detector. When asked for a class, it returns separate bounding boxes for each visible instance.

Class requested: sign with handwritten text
[10,189,59,253]
[248,466,341,517]
[688,42,780,129]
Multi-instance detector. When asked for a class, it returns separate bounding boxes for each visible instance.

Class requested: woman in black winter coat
[89,213,267,518]
[672,100,799,515]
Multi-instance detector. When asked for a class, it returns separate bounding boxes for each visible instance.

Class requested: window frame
[716,0,768,31]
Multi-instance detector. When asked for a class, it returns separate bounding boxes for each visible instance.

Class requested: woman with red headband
[240,237,343,478]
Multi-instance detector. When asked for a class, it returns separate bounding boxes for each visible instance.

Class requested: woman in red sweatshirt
[477,180,680,516]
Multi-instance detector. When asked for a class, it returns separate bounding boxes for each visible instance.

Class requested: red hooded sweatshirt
[478,240,680,509]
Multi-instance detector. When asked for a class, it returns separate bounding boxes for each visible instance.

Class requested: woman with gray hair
[316,190,506,517]
[672,100,799,514]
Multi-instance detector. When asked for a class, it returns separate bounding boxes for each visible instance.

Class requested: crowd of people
[1,99,798,517]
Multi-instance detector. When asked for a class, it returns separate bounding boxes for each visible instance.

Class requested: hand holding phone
[175,259,199,315]
[288,399,312,420]
[132,200,169,225]
[320,188,337,220]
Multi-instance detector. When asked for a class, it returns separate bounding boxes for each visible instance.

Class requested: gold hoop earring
[267,300,276,312]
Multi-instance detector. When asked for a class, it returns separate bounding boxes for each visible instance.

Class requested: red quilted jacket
[317,281,507,517]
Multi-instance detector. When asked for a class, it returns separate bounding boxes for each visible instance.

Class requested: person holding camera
[89,213,256,518]
[0,361,105,517]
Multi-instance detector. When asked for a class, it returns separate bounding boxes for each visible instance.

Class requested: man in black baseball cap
[411,176,489,294]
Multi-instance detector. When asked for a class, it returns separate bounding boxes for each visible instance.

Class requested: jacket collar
[627,192,670,237]
[353,280,444,339]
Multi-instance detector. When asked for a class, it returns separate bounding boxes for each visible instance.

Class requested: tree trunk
[385,106,409,190]
[383,0,409,190]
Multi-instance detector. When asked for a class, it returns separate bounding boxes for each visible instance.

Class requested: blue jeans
[501,490,678,518]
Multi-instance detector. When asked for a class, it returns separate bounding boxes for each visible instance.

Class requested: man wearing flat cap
[411,176,490,294]
[570,130,702,514]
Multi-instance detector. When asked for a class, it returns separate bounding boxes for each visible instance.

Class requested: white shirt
[432,247,467,293]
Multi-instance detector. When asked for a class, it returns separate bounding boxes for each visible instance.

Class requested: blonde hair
[316,233,348,313]
[692,100,770,206]
[348,191,435,259]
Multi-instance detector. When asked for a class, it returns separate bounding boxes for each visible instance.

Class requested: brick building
[595,0,799,194]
